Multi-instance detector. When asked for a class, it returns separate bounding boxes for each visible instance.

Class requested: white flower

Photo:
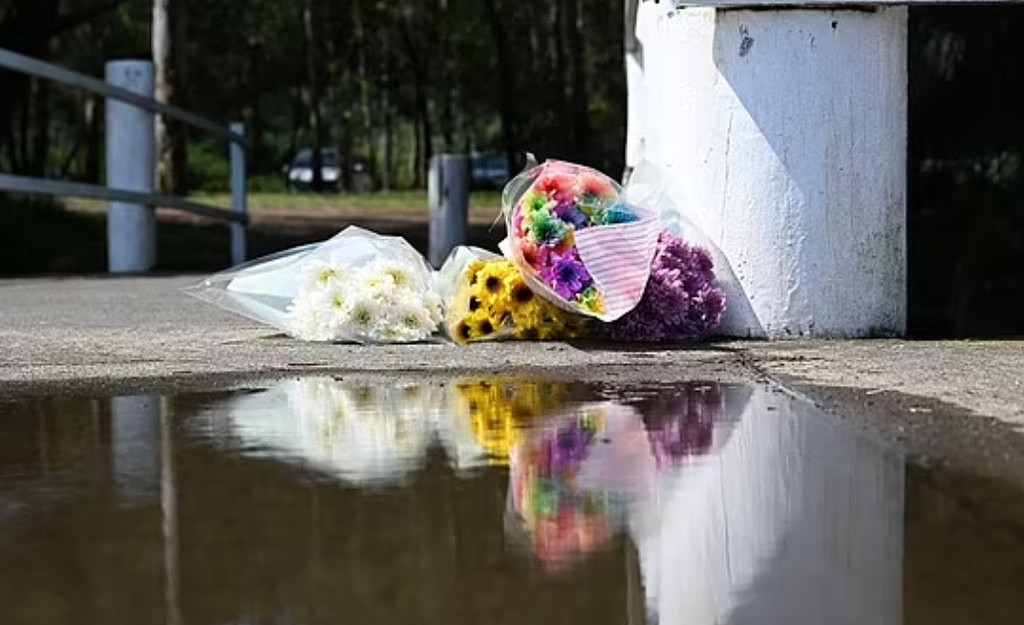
[286,250,440,343]
[300,260,347,294]
[345,299,381,334]
[423,292,445,324]
[287,291,334,341]
[374,303,436,343]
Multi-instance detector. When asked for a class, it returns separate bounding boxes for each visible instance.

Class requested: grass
[2,192,507,276]
[63,189,505,222]
[192,190,502,211]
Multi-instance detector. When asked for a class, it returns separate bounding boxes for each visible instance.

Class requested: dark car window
[293,149,338,168]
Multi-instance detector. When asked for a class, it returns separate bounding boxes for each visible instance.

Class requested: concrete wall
[629,5,907,337]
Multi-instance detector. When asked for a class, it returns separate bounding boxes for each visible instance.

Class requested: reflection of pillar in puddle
[160,397,181,625]
[111,395,161,506]
[630,388,903,625]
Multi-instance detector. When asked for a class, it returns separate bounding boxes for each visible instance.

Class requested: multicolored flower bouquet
[438,246,587,343]
[507,408,618,569]
[501,160,662,322]
[187,226,443,343]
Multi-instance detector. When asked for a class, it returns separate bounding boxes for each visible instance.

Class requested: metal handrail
[0,173,248,224]
[0,47,245,145]
[0,46,248,268]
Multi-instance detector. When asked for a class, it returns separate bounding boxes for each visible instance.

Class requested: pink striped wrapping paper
[573,207,662,320]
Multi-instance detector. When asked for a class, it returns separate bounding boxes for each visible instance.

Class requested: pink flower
[536,173,575,203]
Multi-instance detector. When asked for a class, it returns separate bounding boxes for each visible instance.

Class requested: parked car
[470,151,511,190]
[284,148,378,193]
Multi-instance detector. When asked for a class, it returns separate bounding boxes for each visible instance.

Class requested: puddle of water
[0,377,1015,624]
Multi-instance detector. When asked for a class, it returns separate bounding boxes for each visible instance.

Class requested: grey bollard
[229,122,247,265]
[428,154,469,268]
[105,60,156,273]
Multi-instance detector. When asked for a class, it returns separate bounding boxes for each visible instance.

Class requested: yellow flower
[446,260,587,343]
[455,379,570,464]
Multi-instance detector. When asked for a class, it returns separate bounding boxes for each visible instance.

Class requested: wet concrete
[4,376,1024,625]
[2,378,906,625]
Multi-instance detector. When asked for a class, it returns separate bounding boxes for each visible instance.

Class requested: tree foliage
[0,0,627,188]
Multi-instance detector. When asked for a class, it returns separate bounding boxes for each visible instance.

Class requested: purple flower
[541,249,594,301]
[553,200,590,230]
[599,232,726,341]
[548,420,595,471]
[640,386,724,467]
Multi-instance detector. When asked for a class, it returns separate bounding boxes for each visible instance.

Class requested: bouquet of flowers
[597,232,726,342]
[186,226,443,343]
[501,160,662,321]
[438,246,588,343]
[624,159,762,338]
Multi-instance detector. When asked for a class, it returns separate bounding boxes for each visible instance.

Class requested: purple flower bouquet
[598,232,726,342]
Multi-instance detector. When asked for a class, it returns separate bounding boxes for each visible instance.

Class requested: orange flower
[577,170,615,198]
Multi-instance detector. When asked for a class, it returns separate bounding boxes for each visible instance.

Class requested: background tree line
[0,0,627,192]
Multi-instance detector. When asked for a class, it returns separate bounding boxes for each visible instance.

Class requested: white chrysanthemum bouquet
[187,226,443,343]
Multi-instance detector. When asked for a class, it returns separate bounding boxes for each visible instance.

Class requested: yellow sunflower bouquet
[438,246,588,344]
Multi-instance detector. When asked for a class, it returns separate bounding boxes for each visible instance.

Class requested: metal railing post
[229,122,247,265]
[105,60,156,273]
[427,153,469,268]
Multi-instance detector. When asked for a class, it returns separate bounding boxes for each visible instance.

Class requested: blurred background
[0,1,1021,337]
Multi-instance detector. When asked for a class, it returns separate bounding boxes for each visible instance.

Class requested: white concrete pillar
[428,154,469,268]
[631,4,907,337]
[106,60,156,273]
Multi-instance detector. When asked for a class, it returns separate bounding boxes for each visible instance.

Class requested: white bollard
[630,4,907,338]
[428,154,469,268]
[106,60,156,273]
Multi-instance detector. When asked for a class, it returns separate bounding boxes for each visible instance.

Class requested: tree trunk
[564,0,591,162]
[84,96,101,183]
[31,76,51,176]
[153,0,188,194]
[382,64,394,191]
[412,112,423,189]
[0,0,59,175]
[303,0,324,191]
[398,15,431,188]
[355,0,375,168]
[483,0,518,174]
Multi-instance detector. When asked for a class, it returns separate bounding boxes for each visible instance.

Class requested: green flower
[578,285,602,312]
[531,210,568,245]
[526,192,550,214]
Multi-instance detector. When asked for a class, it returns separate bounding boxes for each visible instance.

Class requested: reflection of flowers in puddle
[508,407,614,571]
[637,385,726,470]
[455,379,571,465]
[507,403,658,571]
[222,378,448,485]
[497,385,732,572]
